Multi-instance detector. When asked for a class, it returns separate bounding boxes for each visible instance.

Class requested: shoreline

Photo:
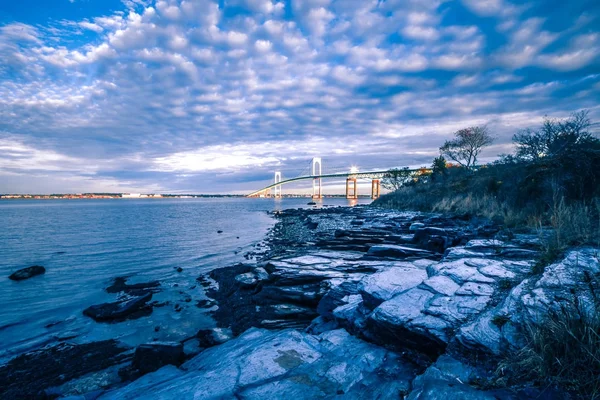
[1,204,596,399]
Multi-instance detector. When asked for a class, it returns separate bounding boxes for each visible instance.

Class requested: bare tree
[381,167,413,191]
[440,126,494,168]
[513,111,593,161]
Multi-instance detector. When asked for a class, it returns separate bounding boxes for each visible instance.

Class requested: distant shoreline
[0,194,374,200]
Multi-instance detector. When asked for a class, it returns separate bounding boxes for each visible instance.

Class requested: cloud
[0,0,598,194]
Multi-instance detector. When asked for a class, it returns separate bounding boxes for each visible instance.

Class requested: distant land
[0,193,372,199]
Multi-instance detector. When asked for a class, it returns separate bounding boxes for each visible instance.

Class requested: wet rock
[197,327,234,348]
[83,292,153,322]
[8,265,45,281]
[105,277,160,294]
[0,340,130,399]
[132,342,185,374]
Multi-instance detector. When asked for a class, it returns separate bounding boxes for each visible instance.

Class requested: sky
[0,0,599,195]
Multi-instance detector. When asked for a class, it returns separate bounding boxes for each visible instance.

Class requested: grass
[495,299,600,398]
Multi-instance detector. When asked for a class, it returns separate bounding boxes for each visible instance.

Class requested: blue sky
[0,0,599,194]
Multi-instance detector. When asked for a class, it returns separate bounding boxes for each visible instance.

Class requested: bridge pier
[371,179,380,199]
[346,178,357,199]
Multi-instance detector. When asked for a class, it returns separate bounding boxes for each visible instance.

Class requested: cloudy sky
[1,0,599,194]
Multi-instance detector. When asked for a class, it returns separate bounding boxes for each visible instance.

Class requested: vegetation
[440,125,494,168]
[375,111,600,265]
[495,278,600,399]
[376,110,600,399]
[381,167,413,191]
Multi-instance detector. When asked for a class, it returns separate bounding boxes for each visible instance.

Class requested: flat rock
[420,275,460,296]
[8,265,46,281]
[100,328,418,399]
[359,266,427,309]
[83,292,153,322]
[367,244,433,259]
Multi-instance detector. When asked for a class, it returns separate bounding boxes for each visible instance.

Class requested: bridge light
[350,166,359,174]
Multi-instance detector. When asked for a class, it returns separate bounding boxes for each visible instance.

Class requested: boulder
[83,292,153,322]
[9,265,45,281]
[132,342,185,374]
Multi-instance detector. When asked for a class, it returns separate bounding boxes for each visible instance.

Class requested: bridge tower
[346,178,358,199]
[312,158,322,199]
[274,172,282,198]
[371,179,381,199]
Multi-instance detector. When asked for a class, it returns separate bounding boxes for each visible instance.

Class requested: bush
[375,110,600,245]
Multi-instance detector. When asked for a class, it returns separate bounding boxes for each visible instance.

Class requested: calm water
[0,197,370,361]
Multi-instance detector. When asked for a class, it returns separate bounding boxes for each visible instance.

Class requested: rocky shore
[2,205,598,399]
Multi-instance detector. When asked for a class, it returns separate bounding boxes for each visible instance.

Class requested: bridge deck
[247,169,423,197]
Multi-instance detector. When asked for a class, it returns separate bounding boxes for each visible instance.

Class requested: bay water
[0,197,369,362]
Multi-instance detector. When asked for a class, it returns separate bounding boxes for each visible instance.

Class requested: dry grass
[533,194,600,273]
[495,295,600,398]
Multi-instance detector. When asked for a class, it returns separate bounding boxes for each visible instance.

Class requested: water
[0,197,370,361]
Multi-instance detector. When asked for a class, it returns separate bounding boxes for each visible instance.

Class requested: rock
[176,267,183,273]
[412,227,452,253]
[100,328,417,399]
[367,288,448,355]
[420,275,460,296]
[83,292,153,322]
[132,342,185,374]
[359,266,428,309]
[0,340,130,399]
[105,277,160,294]
[408,355,494,400]
[217,230,223,234]
[8,265,45,281]
[366,244,434,259]
[409,222,425,231]
[235,272,259,287]
[197,327,234,348]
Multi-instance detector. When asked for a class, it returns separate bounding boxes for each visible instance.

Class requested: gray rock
[359,266,427,308]
[100,328,416,399]
[421,275,460,296]
[408,355,495,400]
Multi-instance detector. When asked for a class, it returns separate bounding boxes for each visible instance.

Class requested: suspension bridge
[247,157,421,199]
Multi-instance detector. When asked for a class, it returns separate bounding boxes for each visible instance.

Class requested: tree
[440,126,494,168]
[381,167,412,191]
[513,111,594,161]
[431,155,447,181]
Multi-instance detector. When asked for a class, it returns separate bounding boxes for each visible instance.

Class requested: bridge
[247,157,423,199]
